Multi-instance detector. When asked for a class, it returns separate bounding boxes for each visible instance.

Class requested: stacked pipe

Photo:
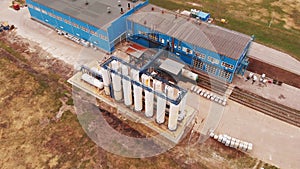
[209,131,253,152]
[190,85,227,106]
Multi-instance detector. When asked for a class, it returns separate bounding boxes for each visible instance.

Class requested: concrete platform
[68,69,197,144]
[232,72,300,111]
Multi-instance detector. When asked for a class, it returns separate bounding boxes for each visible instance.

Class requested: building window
[56,16,62,21]
[219,70,231,80]
[64,19,71,25]
[138,31,147,36]
[72,22,79,28]
[90,30,98,36]
[160,38,165,44]
[48,12,55,18]
[206,64,218,75]
[34,7,41,12]
[195,52,206,59]
[221,62,234,70]
[100,34,108,41]
[80,26,89,32]
[193,59,205,70]
[149,33,158,41]
[207,56,220,64]
[41,10,47,14]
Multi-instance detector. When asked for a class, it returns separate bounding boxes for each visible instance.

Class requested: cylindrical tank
[81,73,104,89]
[168,103,180,131]
[122,65,132,106]
[156,94,166,124]
[133,84,143,112]
[111,73,122,101]
[101,67,111,95]
[145,90,154,117]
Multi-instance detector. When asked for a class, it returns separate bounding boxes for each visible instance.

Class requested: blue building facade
[26,0,149,52]
[126,20,252,83]
[26,0,251,83]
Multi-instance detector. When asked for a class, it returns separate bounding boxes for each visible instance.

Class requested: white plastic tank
[81,73,104,89]
[181,69,198,81]
[180,94,187,114]
[121,65,132,106]
[100,67,111,95]
[111,73,123,101]
[133,84,143,112]
[168,103,180,131]
[156,94,166,124]
[91,67,102,76]
[213,135,218,140]
[145,90,154,117]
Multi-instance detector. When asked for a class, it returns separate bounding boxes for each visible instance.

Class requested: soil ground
[0,30,279,169]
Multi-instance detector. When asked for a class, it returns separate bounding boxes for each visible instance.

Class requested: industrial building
[68,47,197,143]
[25,0,149,52]
[26,0,253,83]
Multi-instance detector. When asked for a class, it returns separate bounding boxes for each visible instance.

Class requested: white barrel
[247,143,253,151]
[111,73,122,101]
[133,84,143,112]
[101,67,111,95]
[168,103,179,131]
[81,73,104,89]
[217,135,223,142]
[156,94,166,124]
[213,135,218,140]
[145,90,154,117]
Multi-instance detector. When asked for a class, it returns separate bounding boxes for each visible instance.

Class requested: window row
[207,56,220,65]
[29,4,108,40]
[193,59,232,80]
[221,61,234,70]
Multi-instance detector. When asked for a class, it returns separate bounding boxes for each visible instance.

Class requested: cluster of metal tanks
[210,131,253,152]
[100,60,187,131]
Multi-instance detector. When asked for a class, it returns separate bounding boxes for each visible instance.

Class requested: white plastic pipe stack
[122,65,132,106]
[111,61,122,101]
[81,73,104,89]
[100,67,111,95]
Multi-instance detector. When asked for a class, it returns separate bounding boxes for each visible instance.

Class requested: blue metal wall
[107,0,149,51]
[127,21,245,82]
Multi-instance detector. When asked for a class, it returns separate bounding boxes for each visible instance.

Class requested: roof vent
[144,20,147,25]
[161,10,164,14]
[118,0,121,7]
[120,7,124,14]
[107,7,111,13]
[128,3,131,9]
[85,0,89,5]
[151,7,154,11]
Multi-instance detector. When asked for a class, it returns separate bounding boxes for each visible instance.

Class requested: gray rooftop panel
[128,5,252,60]
[34,0,143,29]
[159,59,185,75]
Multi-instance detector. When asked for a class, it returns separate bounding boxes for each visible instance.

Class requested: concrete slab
[216,100,300,169]
[233,72,300,111]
